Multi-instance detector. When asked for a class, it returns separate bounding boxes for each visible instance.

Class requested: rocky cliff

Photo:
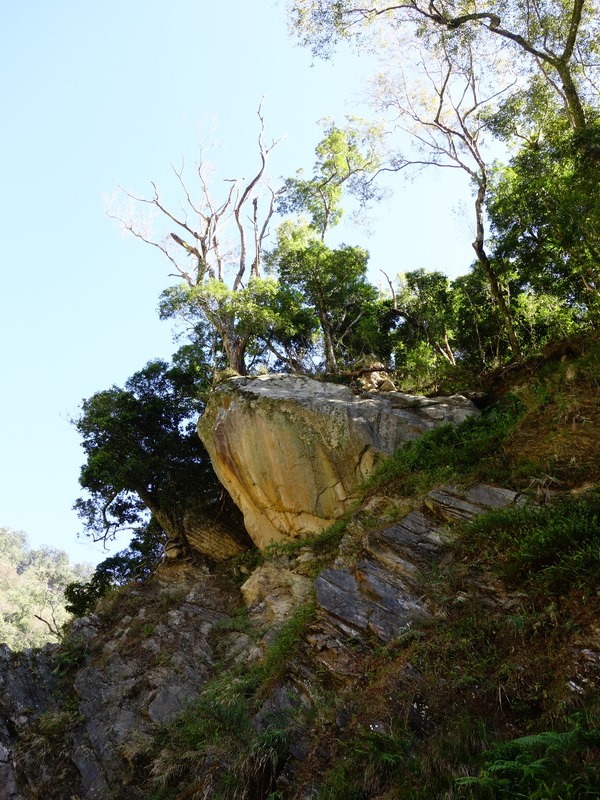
[1,361,599,799]
[198,375,477,549]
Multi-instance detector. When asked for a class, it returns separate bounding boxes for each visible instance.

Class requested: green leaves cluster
[146,601,314,799]
[73,354,218,545]
[146,117,387,377]
[460,489,600,597]
[488,123,600,315]
[0,526,91,649]
[368,395,524,494]
[278,118,384,238]
[64,523,165,617]
[160,276,317,375]
[457,716,600,798]
[285,0,600,382]
[269,223,388,372]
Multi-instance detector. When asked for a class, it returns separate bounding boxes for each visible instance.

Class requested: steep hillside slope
[2,334,599,799]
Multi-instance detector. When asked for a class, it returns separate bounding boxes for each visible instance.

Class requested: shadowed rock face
[182,505,252,562]
[0,567,245,800]
[0,644,59,800]
[198,375,478,549]
[314,484,526,645]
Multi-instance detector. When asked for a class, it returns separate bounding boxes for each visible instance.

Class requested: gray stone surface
[4,474,596,798]
[0,643,59,800]
[315,484,527,643]
[0,568,242,799]
[315,510,445,642]
[70,575,236,793]
[0,734,23,800]
[426,483,525,521]
[315,559,431,642]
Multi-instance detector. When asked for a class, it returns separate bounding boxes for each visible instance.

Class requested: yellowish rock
[198,375,478,549]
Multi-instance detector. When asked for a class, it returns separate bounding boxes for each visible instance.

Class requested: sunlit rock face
[198,375,478,550]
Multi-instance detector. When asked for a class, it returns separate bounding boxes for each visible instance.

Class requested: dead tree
[108,106,283,374]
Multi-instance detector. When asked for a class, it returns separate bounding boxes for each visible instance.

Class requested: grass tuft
[366,394,525,496]
[459,489,600,597]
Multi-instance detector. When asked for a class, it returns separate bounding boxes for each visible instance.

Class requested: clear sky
[0,0,474,566]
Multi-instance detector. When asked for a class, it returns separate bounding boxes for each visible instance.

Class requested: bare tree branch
[34,614,62,639]
[107,106,284,374]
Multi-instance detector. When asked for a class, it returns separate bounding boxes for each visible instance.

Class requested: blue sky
[0,0,473,566]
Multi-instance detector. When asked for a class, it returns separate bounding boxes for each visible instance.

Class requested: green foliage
[289,0,600,140]
[13,702,84,799]
[391,263,589,386]
[488,124,600,317]
[266,515,348,558]
[367,396,525,495]
[0,526,91,649]
[287,0,600,380]
[253,600,315,687]
[394,269,456,356]
[64,521,165,617]
[51,635,90,676]
[460,490,600,597]
[322,490,600,797]
[150,698,293,800]
[269,223,389,372]
[146,601,314,799]
[391,268,462,388]
[63,579,107,619]
[278,117,384,238]
[263,517,350,579]
[457,716,600,798]
[160,276,318,374]
[148,118,385,375]
[73,353,219,544]
[319,728,414,800]
[452,267,508,369]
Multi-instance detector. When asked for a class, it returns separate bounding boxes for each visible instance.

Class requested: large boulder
[198,374,478,549]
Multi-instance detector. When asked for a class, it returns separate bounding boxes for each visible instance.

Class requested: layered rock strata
[315,483,525,644]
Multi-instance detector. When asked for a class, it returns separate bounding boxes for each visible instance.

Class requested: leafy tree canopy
[278,117,385,238]
[268,222,388,372]
[64,521,166,617]
[289,0,600,138]
[73,351,220,546]
[488,123,600,311]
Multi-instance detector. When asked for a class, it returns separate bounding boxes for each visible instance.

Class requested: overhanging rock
[198,375,478,549]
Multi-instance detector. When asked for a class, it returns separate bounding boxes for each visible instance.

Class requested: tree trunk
[136,487,182,542]
[473,182,522,360]
[222,331,249,375]
[463,289,488,367]
[473,245,522,360]
[321,316,338,373]
[436,333,456,365]
[554,60,587,133]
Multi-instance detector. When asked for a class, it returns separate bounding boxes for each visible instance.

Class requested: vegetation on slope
[41,1,600,794]
[61,334,595,800]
